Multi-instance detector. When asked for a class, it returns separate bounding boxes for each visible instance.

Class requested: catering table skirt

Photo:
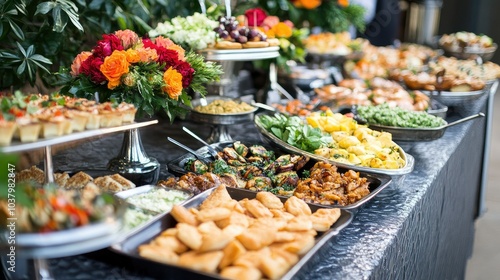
[15,97,488,279]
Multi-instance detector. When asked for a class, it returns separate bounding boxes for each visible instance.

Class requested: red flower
[93,34,124,58]
[142,38,156,50]
[245,8,267,27]
[174,61,194,88]
[143,38,180,68]
[157,48,182,69]
[80,55,106,84]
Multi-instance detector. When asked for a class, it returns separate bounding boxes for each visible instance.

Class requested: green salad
[356,104,445,128]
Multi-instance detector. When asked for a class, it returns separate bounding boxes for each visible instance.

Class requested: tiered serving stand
[0,120,157,280]
[193,46,280,143]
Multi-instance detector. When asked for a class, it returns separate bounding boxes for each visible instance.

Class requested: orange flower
[154,36,175,48]
[125,49,140,63]
[162,67,183,100]
[114,29,140,49]
[70,51,92,76]
[338,0,349,7]
[136,47,158,63]
[272,22,293,38]
[100,50,130,89]
[167,44,186,61]
[265,29,276,38]
[293,0,322,9]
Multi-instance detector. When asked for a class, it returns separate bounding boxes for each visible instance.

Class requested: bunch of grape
[214,16,267,44]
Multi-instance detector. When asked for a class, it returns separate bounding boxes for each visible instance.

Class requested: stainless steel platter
[114,185,193,241]
[0,119,158,153]
[254,115,415,176]
[110,187,354,280]
[189,96,258,125]
[364,112,485,141]
[0,197,126,259]
[167,141,393,211]
[421,89,487,107]
[440,43,497,61]
[199,46,280,61]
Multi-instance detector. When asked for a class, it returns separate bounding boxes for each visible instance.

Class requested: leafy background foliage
[0,0,209,92]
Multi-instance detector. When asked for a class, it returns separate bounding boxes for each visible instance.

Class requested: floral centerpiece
[59,29,223,120]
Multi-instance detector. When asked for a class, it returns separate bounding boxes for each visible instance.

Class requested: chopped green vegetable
[356,104,445,128]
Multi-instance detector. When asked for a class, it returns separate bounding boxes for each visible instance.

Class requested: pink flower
[114,29,140,49]
[245,8,267,27]
[262,16,280,29]
[70,51,92,77]
[154,36,175,49]
[284,20,294,28]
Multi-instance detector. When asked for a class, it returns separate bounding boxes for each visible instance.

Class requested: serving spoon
[441,112,485,128]
[182,126,220,159]
[167,137,211,165]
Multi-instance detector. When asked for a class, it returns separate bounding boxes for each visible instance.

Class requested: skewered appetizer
[0,92,136,145]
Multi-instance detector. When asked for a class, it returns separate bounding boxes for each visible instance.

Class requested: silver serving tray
[440,43,497,61]
[0,120,158,153]
[115,185,193,214]
[110,187,354,280]
[199,46,280,61]
[114,185,193,241]
[254,114,415,176]
[167,141,393,211]
[421,89,487,107]
[189,96,258,125]
[366,123,447,141]
[0,196,126,259]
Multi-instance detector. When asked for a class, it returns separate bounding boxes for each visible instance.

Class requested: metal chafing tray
[110,187,354,280]
[167,141,392,212]
[360,113,485,141]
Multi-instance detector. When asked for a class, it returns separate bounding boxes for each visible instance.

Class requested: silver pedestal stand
[107,128,160,186]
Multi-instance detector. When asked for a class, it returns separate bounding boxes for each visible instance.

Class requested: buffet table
[5,91,490,279]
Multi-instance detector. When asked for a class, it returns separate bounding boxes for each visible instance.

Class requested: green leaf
[26,45,34,57]
[9,21,24,40]
[36,2,55,15]
[89,0,104,10]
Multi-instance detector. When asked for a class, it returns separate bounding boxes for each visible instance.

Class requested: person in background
[351,0,401,46]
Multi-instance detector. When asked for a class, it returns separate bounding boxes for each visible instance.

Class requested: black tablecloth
[3,94,490,279]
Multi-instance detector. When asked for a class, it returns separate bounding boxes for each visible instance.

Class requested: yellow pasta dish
[306,110,406,169]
